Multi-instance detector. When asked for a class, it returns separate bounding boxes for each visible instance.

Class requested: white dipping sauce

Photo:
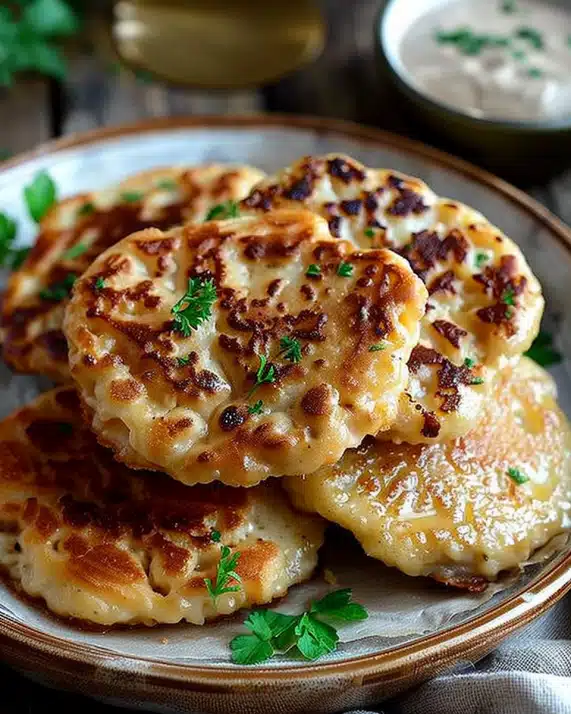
[399,0,571,122]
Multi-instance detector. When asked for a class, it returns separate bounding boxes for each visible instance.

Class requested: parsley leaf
[306,264,321,278]
[502,287,515,306]
[470,376,485,385]
[248,400,264,415]
[527,67,542,79]
[279,336,302,363]
[78,202,95,217]
[230,589,368,665]
[525,331,562,367]
[0,213,18,267]
[62,242,87,260]
[94,276,105,291]
[337,262,354,278]
[171,276,217,337]
[205,545,242,602]
[475,252,489,268]
[40,272,76,301]
[369,342,386,353]
[211,530,221,543]
[500,0,517,12]
[515,26,544,50]
[24,170,57,222]
[8,247,30,270]
[310,588,368,621]
[464,357,476,368]
[176,356,190,367]
[121,191,143,203]
[507,466,529,485]
[230,635,273,666]
[205,200,240,221]
[248,354,276,397]
[364,228,375,238]
[156,179,177,190]
[295,614,339,661]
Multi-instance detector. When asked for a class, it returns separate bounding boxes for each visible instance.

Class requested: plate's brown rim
[2,113,571,254]
[1,113,571,688]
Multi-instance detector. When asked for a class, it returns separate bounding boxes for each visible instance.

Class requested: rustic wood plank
[0,80,52,156]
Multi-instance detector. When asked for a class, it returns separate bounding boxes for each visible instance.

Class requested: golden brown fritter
[64,209,427,487]
[1,164,265,381]
[0,387,325,626]
[286,358,571,590]
[243,154,544,442]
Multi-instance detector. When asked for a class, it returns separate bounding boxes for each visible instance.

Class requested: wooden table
[0,2,570,711]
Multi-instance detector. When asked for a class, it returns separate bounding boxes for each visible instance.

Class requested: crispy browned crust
[0,387,325,626]
[242,154,544,443]
[1,164,265,381]
[64,208,427,487]
[286,358,571,586]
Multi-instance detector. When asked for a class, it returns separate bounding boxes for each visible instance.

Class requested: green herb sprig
[248,354,276,397]
[248,400,264,415]
[278,336,302,363]
[525,331,562,367]
[0,0,80,87]
[171,276,217,337]
[205,545,242,602]
[25,170,57,223]
[205,201,240,221]
[39,272,76,301]
[230,589,368,665]
[507,466,529,485]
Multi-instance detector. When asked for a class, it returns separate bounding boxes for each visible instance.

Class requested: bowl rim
[376,0,571,133]
[1,112,571,691]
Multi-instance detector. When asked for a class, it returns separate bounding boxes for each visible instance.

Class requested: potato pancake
[285,357,571,590]
[0,387,325,626]
[243,154,544,442]
[1,164,265,381]
[64,209,427,487]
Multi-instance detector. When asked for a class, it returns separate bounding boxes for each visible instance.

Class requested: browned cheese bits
[64,209,427,487]
[1,164,265,381]
[286,358,571,589]
[243,154,544,442]
[0,387,325,626]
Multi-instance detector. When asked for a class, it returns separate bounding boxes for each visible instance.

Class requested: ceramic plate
[1,115,571,714]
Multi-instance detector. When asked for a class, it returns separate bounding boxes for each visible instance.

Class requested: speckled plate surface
[1,115,571,714]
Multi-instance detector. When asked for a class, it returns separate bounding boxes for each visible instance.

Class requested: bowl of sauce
[376,0,571,182]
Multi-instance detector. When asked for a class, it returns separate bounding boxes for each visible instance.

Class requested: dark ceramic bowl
[375,0,571,183]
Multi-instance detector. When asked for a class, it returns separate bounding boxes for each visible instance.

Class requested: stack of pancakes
[1,154,569,628]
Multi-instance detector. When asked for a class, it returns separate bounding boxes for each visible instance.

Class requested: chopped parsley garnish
[278,336,302,363]
[94,276,105,291]
[121,191,144,203]
[435,28,510,56]
[157,179,177,190]
[205,545,241,602]
[306,264,321,278]
[24,170,57,222]
[171,276,217,337]
[211,530,221,543]
[470,376,484,385]
[62,242,88,260]
[500,0,517,13]
[8,247,30,270]
[40,273,76,301]
[337,262,354,278]
[512,49,526,61]
[475,252,489,268]
[369,342,386,352]
[248,354,276,397]
[364,228,375,238]
[78,202,95,217]
[525,331,562,367]
[0,212,22,269]
[527,67,543,79]
[505,306,514,319]
[507,466,529,485]
[176,356,190,367]
[502,287,515,306]
[230,588,368,665]
[464,357,476,368]
[248,400,264,415]
[205,200,240,221]
[515,26,544,51]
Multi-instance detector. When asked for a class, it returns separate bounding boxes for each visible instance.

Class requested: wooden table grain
[0,2,570,712]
